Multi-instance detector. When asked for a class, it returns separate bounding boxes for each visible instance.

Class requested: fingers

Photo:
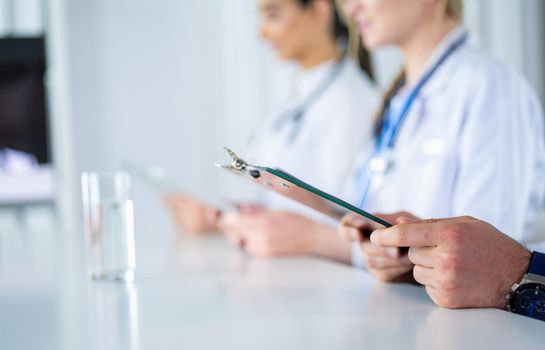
[219,213,248,249]
[219,212,268,242]
[370,219,443,247]
[244,239,275,257]
[163,195,210,217]
[339,225,366,241]
[162,194,185,211]
[339,213,371,241]
[231,222,276,257]
[361,240,402,258]
[225,229,245,248]
[164,195,211,233]
[161,195,173,207]
[407,246,436,269]
[395,215,419,224]
[379,212,419,226]
[205,208,221,227]
[413,264,437,288]
[359,241,414,281]
[218,212,243,232]
[339,212,422,243]
[163,193,188,204]
[370,264,414,282]
[367,253,412,269]
[359,213,403,231]
[237,204,265,215]
[340,213,368,228]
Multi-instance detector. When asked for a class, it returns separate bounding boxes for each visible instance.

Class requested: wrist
[310,223,352,264]
[306,221,328,255]
[498,245,532,309]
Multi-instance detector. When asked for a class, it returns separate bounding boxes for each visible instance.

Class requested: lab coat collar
[292,58,345,102]
[417,26,468,97]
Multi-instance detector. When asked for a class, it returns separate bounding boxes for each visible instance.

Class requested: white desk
[0,166,54,204]
[0,227,544,350]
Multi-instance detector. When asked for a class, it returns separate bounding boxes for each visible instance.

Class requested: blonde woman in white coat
[337,0,545,282]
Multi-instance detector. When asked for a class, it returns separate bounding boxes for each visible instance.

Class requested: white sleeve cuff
[351,241,367,269]
[528,242,545,253]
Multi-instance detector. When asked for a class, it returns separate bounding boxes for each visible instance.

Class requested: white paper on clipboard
[122,160,233,211]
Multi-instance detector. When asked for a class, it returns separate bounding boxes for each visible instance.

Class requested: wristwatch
[507,251,545,321]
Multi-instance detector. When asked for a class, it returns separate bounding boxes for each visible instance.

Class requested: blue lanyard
[355,32,468,209]
[376,33,468,152]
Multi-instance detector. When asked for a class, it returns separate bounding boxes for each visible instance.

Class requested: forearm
[310,224,352,265]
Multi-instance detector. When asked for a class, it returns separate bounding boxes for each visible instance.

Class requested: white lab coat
[349,27,545,266]
[250,58,380,220]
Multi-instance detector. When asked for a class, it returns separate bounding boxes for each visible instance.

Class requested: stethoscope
[354,33,469,210]
[271,56,347,144]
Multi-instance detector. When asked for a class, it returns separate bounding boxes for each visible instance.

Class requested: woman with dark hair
[166,0,379,263]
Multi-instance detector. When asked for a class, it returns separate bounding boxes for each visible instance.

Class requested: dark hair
[296,0,374,81]
[374,70,404,136]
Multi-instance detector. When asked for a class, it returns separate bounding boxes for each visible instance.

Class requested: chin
[362,36,384,50]
[276,51,293,62]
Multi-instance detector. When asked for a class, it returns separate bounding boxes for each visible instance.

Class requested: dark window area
[0,37,50,164]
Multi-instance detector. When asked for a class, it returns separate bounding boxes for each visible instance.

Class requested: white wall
[65,0,227,233]
[0,0,43,36]
[464,0,545,105]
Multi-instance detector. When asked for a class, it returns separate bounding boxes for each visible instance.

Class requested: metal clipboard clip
[214,147,263,179]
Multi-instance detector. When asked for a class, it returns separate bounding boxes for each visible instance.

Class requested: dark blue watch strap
[528,251,545,276]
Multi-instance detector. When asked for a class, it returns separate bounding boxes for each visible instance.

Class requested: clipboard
[215,148,392,228]
[122,160,233,211]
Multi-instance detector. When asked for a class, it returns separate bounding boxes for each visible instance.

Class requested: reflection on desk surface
[0,229,544,350]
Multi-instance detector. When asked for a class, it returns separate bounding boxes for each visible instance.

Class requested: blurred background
[0,0,544,236]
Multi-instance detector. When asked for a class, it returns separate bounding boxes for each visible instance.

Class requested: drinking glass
[81,172,136,282]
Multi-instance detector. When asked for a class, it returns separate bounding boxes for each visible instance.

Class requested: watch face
[509,283,545,321]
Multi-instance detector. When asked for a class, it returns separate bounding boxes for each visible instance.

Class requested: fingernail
[387,247,399,258]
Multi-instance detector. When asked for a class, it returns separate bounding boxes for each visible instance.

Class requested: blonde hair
[333,0,359,60]
[333,0,375,80]
[373,0,464,136]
